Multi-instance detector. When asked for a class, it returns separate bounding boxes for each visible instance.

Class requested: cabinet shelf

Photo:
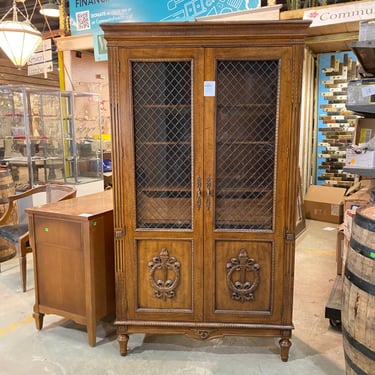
[141,186,189,192]
[343,166,375,177]
[141,141,273,145]
[141,189,191,198]
[142,104,191,109]
[217,141,273,145]
[77,157,101,161]
[75,118,99,122]
[351,40,375,74]
[142,141,190,145]
[3,156,63,164]
[218,103,275,108]
[3,113,23,117]
[30,115,60,118]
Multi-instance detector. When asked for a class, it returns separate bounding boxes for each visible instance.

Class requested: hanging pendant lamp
[0,0,42,69]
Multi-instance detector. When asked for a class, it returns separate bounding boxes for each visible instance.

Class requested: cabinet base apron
[115,321,294,362]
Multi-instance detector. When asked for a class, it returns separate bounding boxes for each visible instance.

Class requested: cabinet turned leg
[118,334,129,356]
[279,337,292,362]
[33,311,44,330]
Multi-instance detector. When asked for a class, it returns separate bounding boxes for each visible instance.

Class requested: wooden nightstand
[27,190,114,346]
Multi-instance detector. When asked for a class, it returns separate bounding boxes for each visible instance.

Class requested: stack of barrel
[342,205,375,374]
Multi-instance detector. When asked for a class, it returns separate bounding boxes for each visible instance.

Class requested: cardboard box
[358,178,375,190]
[359,20,375,41]
[344,187,371,211]
[354,118,375,145]
[347,79,375,112]
[304,185,346,224]
[345,148,375,168]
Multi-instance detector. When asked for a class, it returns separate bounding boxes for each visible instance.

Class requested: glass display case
[0,85,64,190]
[0,85,103,190]
[61,91,102,184]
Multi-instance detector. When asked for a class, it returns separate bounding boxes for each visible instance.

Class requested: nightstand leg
[87,325,96,347]
[33,311,44,330]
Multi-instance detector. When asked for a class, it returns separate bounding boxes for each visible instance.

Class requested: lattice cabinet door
[117,48,206,323]
[203,47,295,324]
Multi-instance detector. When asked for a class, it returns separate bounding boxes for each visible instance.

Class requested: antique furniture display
[27,190,115,346]
[102,21,310,361]
[0,183,76,292]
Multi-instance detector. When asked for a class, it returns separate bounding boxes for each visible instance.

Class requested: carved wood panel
[135,239,194,312]
[212,240,273,314]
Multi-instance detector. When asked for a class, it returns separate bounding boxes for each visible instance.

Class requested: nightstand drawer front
[34,217,81,248]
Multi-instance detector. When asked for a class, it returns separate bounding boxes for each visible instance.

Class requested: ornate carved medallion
[226,248,260,303]
[148,248,180,300]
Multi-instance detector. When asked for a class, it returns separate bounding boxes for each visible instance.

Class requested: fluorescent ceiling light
[40,1,60,18]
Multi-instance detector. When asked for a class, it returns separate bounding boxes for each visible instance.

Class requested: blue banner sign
[70,0,256,60]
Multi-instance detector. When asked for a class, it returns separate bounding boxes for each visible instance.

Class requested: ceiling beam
[307,31,359,46]
[54,33,94,51]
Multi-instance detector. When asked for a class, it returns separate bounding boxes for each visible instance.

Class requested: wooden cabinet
[102,21,310,361]
[27,190,115,346]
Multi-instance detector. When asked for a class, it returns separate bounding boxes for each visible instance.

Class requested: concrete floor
[0,219,345,375]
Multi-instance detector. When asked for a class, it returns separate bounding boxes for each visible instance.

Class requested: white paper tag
[204,81,215,97]
[361,85,375,98]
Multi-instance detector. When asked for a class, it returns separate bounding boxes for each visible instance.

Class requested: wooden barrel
[0,168,15,214]
[0,168,16,263]
[342,205,375,375]
[0,246,16,263]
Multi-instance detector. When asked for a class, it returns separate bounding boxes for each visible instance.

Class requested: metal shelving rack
[326,39,375,327]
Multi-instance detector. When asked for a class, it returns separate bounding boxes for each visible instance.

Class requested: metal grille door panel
[132,61,193,229]
[215,60,279,230]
